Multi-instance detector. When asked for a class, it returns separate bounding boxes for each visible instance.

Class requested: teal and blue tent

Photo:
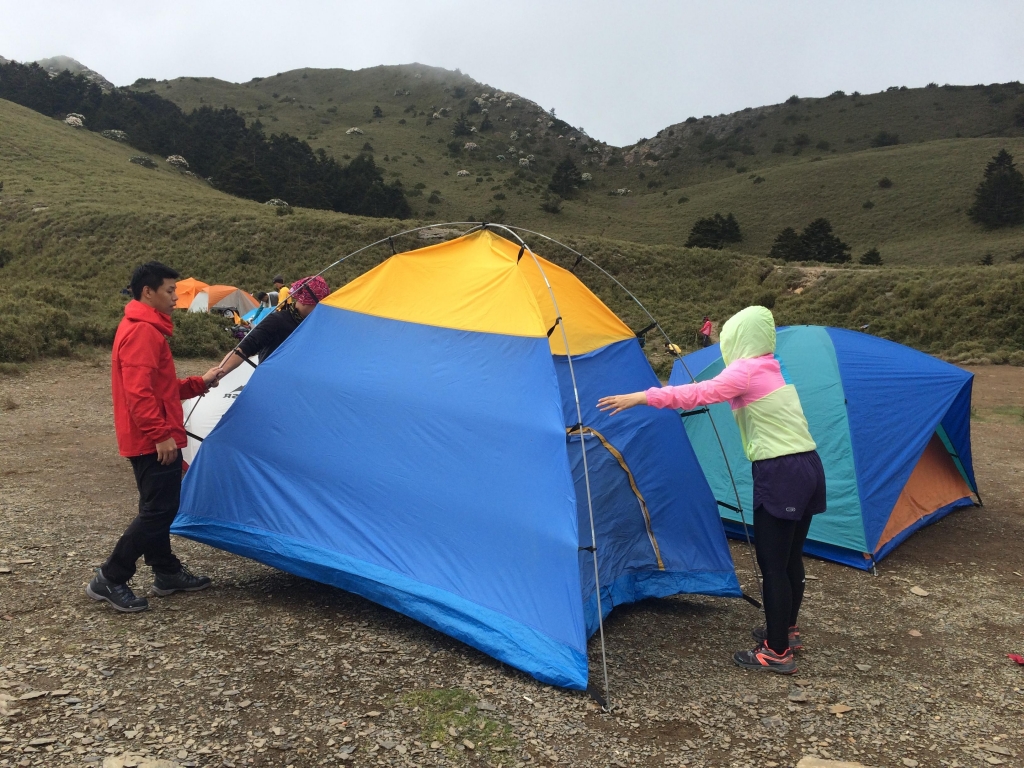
[174,230,740,689]
[675,326,978,570]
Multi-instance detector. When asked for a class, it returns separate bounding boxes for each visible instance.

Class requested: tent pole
[495,225,764,601]
[489,224,612,710]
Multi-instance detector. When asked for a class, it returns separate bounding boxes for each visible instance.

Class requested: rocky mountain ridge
[0,54,114,90]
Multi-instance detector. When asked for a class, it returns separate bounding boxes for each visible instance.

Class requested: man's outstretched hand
[596,392,648,416]
[202,367,224,389]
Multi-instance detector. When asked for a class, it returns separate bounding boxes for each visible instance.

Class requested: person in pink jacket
[598,305,826,674]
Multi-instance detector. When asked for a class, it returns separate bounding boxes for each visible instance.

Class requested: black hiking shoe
[86,569,149,613]
[752,624,803,651]
[151,564,212,596]
[733,641,797,674]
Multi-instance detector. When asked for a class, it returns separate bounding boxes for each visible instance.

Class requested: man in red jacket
[87,262,224,612]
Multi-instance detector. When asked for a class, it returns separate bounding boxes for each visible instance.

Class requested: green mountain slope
[130,67,1024,264]
[1,96,1022,367]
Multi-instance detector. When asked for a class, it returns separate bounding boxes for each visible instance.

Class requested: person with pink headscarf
[216,275,330,374]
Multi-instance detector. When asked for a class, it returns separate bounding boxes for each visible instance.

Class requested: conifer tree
[968,149,1024,228]
[548,157,582,197]
[769,227,803,261]
[799,218,851,263]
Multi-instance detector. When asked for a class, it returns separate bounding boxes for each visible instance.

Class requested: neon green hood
[720,306,776,365]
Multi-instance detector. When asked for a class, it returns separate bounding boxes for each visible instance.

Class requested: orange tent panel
[875,433,974,553]
[175,277,209,309]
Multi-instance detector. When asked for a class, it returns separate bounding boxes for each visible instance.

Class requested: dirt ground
[1,359,1022,768]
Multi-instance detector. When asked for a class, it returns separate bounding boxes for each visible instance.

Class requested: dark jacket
[237,305,301,363]
[111,301,206,457]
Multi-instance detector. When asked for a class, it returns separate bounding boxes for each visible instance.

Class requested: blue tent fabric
[242,305,273,326]
[675,326,977,568]
[176,305,739,688]
[176,306,588,687]
[824,328,976,548]
[556,339,742,635]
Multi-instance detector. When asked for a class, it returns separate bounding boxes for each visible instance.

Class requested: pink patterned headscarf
[290,275,330,305]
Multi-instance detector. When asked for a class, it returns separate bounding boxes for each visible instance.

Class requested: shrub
[540,196,563,214]
[771,140,786,154]
[0,248,12,268]
[479,114,493,132]
[870,131,900,147]
[967,149,1024,228]
[785,95,800,105]
[859,247,882,265]
[169,313,236,358]
[792,133,811,147]
[862,200,875,209]
[1014,99,1024,128]
[467,101,481,115]
[372,105,383,118]
[447,140,462,157]
[677,196,689,204]
[492,192,506,200]
[684,213,742,249]
[878,177,893,188]
[427,192,441,204]
[815,140,830,151]
[451,85,467,99]
[979,253,994,265]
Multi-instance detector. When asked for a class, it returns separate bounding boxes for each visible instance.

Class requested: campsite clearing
[0,359,1022,768]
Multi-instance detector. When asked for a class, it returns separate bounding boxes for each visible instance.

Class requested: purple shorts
[752,450,827,521]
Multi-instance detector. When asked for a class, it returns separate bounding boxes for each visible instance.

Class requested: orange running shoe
[752,624,803,651]
[733,641,797,674]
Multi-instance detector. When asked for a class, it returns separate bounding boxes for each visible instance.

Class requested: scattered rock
[910,586,930,597]
[855,663,872,671]
[346,127,364,135]
[64,114,85,128]
[828,703,853,715]
[166,155,189,169]
[129,155,157,169]
[908,629,923,637]
[796,759,874,768]
[788,689,810,702]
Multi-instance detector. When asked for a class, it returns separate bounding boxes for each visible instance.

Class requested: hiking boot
[733,641,797,674]
[151,564,212,596]
[86,569,149,613]
[752,624,803,651]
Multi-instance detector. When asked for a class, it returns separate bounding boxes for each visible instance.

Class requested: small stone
[855,663,872,672]
[742,695,758,704]
[788,690,809,702]
[462,739,475,750]
[908,629,923,637]
[910,586,929,596]
[49,689,71,696]
[796,759,872,768]
[28,738,57,746]
[794,679,813,687]
[902,759,919,767]
[828,704,853,715]
[365,710,382,718]
[430,741,441,749]
[18,691,47,700]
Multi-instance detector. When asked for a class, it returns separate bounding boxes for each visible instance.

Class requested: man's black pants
[102,452,183,584]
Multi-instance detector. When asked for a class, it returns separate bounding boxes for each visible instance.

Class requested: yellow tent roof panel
[322,230,633,356]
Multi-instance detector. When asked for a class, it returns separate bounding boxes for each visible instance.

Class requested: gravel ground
[1,359,1022,768]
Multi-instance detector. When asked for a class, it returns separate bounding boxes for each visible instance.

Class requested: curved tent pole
[184,222,485,434]
[485,222,611,710]
[492,225,763,600]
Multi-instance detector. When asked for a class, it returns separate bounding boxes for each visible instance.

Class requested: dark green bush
[685,213,742,249]
[870,131,900,147]
[967,149,1024,228]
[859,247,882,265]
[170,312,237,358]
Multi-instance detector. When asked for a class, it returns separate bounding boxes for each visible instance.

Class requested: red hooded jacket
[112,301,207,457]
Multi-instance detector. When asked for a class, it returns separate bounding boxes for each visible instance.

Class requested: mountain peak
[3,54,115,90]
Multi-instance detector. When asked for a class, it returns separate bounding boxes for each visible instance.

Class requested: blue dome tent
[173,227,741,691]
[675,326,978,570]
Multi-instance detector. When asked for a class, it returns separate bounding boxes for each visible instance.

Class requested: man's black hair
[130,262,180,300]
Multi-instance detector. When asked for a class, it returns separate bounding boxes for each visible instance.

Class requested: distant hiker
[597,305,825,675]
[87,262,223,613]
[217,275,330,372]
[272,275,290,307]
[700,316,713,348]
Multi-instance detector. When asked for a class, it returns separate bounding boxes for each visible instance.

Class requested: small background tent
[174,277,209,310]
[188,285,258,316]
[181,358,257,466]
[174,229,740,689]
[241,304,274,326]
[675,326,978,569]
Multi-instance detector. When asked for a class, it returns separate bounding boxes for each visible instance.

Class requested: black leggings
[753,506,813,654]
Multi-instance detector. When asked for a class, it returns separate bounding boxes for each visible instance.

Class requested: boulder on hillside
[129,155,157,169]
[456,170,470,177]
[345,127,364,135]
[101,129,129,143]
[64,114,84,128]
[166,155,189,169]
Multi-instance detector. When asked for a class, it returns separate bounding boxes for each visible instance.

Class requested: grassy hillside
[128,67,1024,264]
[1,96,1022,369]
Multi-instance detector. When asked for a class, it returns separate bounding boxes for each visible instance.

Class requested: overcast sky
[2,1,1022,146]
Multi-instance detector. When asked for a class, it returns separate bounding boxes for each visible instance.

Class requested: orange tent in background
[187,285,259,316]
[175,278,209,309]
